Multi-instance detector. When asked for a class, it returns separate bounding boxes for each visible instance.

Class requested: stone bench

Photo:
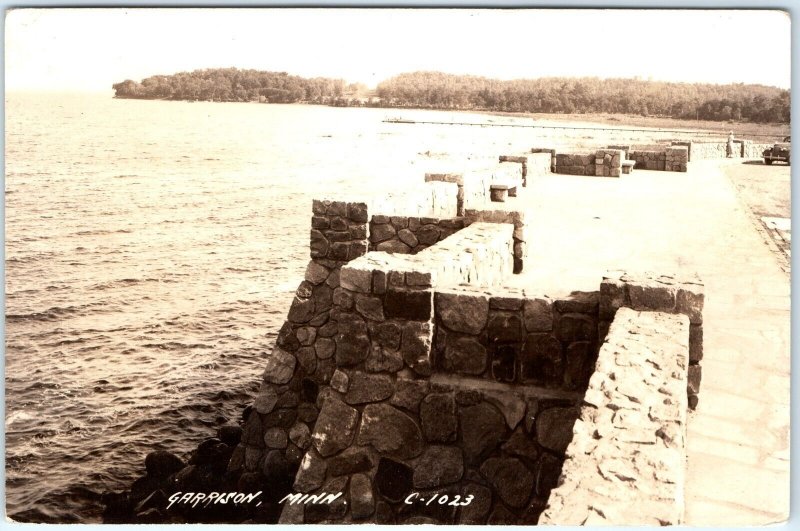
[621,160,635,174]
[489,179,519,202]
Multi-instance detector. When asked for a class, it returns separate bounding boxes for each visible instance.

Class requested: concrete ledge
[540,308,690,526]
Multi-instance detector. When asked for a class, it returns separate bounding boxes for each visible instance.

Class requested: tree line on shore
[112,68,790,123]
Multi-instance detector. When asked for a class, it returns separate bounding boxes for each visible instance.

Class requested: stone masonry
[540,308,690,525]
[228,163,706,525]
[599,271,704,409]
[665,146,689,172]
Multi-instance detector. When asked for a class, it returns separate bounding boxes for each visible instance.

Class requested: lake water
[4,93,549,522]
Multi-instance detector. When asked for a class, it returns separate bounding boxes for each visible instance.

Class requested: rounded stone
[262,347,297,385]
[412,446,464,488]
[536,406,580,453]
[375,458,413,502]
[479,457,534,508]
[357,403,424,460]
[435,293,489,334]
[264,427,289,449]
[420,393,457,443]
[144,451,184,479]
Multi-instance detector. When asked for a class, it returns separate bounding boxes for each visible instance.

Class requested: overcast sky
[5,8,792,92]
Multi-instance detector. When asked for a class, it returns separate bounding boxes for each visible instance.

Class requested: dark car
[764,136,790,165]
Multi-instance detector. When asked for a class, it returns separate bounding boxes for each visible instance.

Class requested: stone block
[688,364,702,395]
[436,292,489,334]
[555,313,596,343]
[491,344,517,382]
[263,347,297,385]
[524,298,553,332]
[344,372,394,404]
[358,403,424,460]
[458,402,506,464]
[420,393,457,443]
[480,457,534,508]
[487,311,524,343]
[402,321,433,376]
[340,266,372,294]
[334,330,369,365]
[312,396,359,457]
[288,296,315,324]
[354,294,385,321]
[327,201,347,217]
[347,202,369,223]
[564,341,592,390]
[521,334,563,386]
[628,282,677,312]
[536,407,580,453]
[377,239,412,254]
[384,288,432,321]
[689,324,703,362]
[294,449,327,493]
[328,447,373,476]
[599,277,627,319]
[413,446,464,488]
[350,473,375,519]
[443,335,487,375]
[676,285,704,324]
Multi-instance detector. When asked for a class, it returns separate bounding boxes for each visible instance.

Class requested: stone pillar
[531,147,557,172]
[425,173,464,217]
[665,146,689,172]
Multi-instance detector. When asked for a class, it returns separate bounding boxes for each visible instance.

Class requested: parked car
[763,136,790,165]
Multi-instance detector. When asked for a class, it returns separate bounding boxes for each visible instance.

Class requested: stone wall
[368,215,465,255]
[226,196,705,526]
[539,308,690,525]
[370,180,459,219]
[531,148,557,172]
[424,173,465,216]
[665,146,689,172]
[555,153,595,176]
[499,153,552,185]
[464,207,529,274]
[281,373,583,524]
[432,287,598,392]
[742,141,775,159]
[628,149,666,170]
[555,149,623,178]
[594,149,624,177]
[599,271,704,409]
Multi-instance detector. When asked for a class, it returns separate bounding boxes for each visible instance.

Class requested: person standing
[727,131,735,158]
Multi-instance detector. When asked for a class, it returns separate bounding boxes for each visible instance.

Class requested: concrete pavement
[508,159,790,525]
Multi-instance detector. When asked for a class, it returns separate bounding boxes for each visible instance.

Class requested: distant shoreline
[109,95,790,139]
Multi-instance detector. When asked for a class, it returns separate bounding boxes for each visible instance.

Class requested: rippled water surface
[5,93,547,522]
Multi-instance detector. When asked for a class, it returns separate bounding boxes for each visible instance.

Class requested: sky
[4,8,792,92]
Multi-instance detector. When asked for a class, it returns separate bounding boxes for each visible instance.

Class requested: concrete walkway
[510,159,790,525]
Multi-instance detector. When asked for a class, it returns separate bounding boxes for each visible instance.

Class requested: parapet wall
[432,287,598,392]
[554,149,624,177]
[540,308,690,525]
[223,157,707,525]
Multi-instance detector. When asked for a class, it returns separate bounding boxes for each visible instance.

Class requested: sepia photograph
[3,7,791,525]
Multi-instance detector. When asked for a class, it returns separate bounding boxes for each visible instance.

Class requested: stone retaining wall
[281,374,583,524]
[432,287,598,392]
[628,149,666,170]
[539,308,690,525]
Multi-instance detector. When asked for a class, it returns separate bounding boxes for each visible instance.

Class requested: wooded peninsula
[112,68,790,124]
